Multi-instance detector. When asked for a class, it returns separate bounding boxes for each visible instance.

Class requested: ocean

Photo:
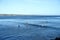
[0,16,60,40]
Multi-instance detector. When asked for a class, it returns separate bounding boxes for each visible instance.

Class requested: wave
[23,23,60,29]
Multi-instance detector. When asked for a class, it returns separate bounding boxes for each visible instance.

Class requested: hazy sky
[0,0,60,15]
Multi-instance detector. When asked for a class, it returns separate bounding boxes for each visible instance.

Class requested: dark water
[0,16,60,40]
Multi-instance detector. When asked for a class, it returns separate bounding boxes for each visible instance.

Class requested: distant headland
[0,14,20,16]
[0,14,60,17]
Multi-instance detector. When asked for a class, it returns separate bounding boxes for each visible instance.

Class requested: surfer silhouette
[18,24,20,28]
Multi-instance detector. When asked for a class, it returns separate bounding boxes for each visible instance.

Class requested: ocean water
[0,16,60,40]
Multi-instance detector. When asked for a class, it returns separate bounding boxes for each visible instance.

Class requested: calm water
[0,16,60,40]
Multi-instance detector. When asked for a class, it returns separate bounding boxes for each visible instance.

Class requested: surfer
[18,24,20,28]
